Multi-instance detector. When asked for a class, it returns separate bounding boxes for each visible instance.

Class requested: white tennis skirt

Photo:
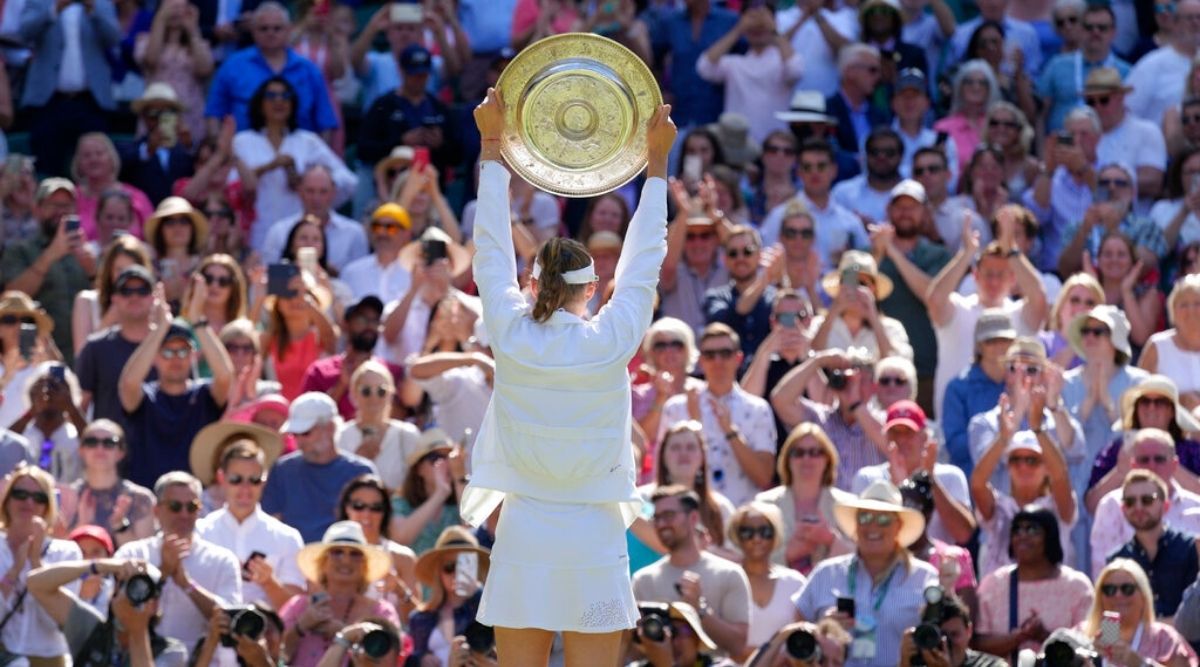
[478,493,639,633]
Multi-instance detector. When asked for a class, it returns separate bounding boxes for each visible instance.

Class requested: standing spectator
[135,0,215,148]
[810,249,913,361]
[659,185,727,336]
[650,0,738,129]
[0,155,39,247]
[335,360,420,491]
[114,471,243,656]
[70,133,154,242]
[704,228,776,365]
[633,486,752,657]
[357,45,450,173]
[350,4,454,114]
[979,102,1040,203]
[389,429,463,554]
[728,502,806,660]
[748,131,798,224]
[949,0,1043,76]
[776,0,856,98]
[335,475,418,618]
[657,323,776,507]
[739,291,816,447]
[893,69,959,185]
[118,84,199,205]
[204,2,338,137]
[859,0,928,88]
[1080,559,1199,667]
[406,345,492,448]
[1084,230,1164,350]
[1085,69,1168,201]
[179,254,248,336]
[11,363,86,482]
[1037,3,1129,133]
[259,165,364,270]
[899,473,979,611]
[697,4,804,144]
[405,526,487,666]
[146,197,208,306]
[57,419,157,549]
[17,0,121,177]
[290,0,351,155]
[634,317,705,449]
[934,61,1001,169]
[826,44,888,157]
[1125,0,1200,125]
[831,128,905,226]
[299,295,404,420]
[456,0,517,102]
[340,204,413,303]
[1041,274,1104,370]
[0,178,94,363]
[261,392,377,542]
[1025,106,1103,270]
[117,303,232,489]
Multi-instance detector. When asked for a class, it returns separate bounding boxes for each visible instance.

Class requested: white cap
[890,179,927,205]
[1005,430,1043,457]
[281,392,338,434]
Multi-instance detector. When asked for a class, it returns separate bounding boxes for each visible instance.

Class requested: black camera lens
[786,629,822,662]
[913,623,943,651]
[643,615,666,642]
[1044,640,1078,667]
[361,628,397,659]
[124,573,158,605]
[220,607,266,648]
[464,621,495,653]
[826,370,848,390]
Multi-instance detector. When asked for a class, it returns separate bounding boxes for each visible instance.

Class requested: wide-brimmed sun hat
[820,250,895,300]
[296,521,392,584]
[1066,304,1132,365]
[1120,375,1200,433]
[188,421,283,486]
[414,525,491,587]
[832,480,925,548]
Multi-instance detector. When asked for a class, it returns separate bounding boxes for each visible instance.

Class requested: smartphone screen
[390,2,423,23]
[242,551,266,581]
[840,267,859,287]
[422,239,448,265]
[777,312,797,328]
[412,146,431,172]
[455,552,478,597]
[64,215,81,233]
[18,324,36,361]
[683,155,702,182]
[49,364,66,384]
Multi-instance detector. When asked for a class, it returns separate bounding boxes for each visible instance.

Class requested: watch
[724,428,742,441]
[193,318,209,329]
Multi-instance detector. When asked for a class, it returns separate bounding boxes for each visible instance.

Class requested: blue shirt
[1037,51,1131,132]
[204,48,339,133]
[124,382,223,489]
[652,7,739,128]
[261,451,377,542]
[941,364,1005,476]
[1109,527,1199,618]
[457,0,517,53]
[704,282,775,369]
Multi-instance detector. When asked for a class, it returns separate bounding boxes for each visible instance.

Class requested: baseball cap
[885,400,926,432]
[896,68,927,94]
[35,177,75,203]
[1005,430,1043,457]
[162,318,197,348]
[889,179,926,204]
[974,309,1017,344]
[114,265,154,290]
[371,203,411,230]
[69,524,114,556]
[1006,337,1048,363]
[400,44,432,74]
[281,392,338,434]
[344,295,384,321]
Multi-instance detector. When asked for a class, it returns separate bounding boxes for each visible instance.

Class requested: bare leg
[496,627,555,667]
[563,630,625,667]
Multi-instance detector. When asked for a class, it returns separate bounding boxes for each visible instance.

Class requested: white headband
[531,259,598,285]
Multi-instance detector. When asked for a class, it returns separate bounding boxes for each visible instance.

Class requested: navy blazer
[18,0,122,109]
[118,139,196,205]
[825,91,892,157]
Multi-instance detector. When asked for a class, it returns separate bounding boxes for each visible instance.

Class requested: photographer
[745,619,851,667]
[630,601,734,667]
[25,558,188,666]
[191,603,282,667]
[898,595,1003,667]
[316,619,402,667]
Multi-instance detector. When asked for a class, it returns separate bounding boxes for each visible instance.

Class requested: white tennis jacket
[460,161,668,528]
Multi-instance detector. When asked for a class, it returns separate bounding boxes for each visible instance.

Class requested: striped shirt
[797,399,887,490]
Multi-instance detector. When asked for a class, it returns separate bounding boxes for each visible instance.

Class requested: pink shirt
[1134,622,1199,667]
[75,182,153,241]
[280,594,402,667]
[977,564,1095,653]
[933,114,984,170]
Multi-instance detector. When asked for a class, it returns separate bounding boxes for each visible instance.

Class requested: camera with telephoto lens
[219,606,266,648]
[911,586,947,667]
[464,621,495,654]
[785,628,823,663]
[826,368,852,391]
[360,626,399,659]
[636,603,671,643]
[1035,631,1099,667]
[123,563,164,605]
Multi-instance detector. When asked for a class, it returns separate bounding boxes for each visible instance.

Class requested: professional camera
[636,603,672,643]
[1035,630,1098,667]
[360,626,399,659]
[219,606,266,648]
[911,586,947,667]
[825,368,853,391]
[123,563,164,605]
[785,628,823,663]
[464,621,495,654]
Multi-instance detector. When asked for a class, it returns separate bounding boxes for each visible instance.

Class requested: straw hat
[131,82,184,115]
[296,521,392,584]
[776,90,837,124]
[1066,305,1132,365]
[144,196,209,250]
[1120,375,1200,433]
[832,480,925,548]
[1083,67,1132,95]
[0,291,53,335]
[414,525,491,587]
[404,428,456,470]
[820,250,894,300]
[188,421,283,486]
[397,227,472,277]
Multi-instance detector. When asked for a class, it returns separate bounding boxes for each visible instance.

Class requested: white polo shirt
[195,506,305,605]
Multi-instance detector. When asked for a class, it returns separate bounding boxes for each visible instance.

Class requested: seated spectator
[232,76,355,251]
[704,227,777,366]
[1140,276,1200,411]
[980,101,1040,202]
[0,291,61,431]
[1037,2,1128,133]
[959,145,1010,227]
[135,0,214,148]
[894,70,959,186]
[794,481,939,667]
[1025,106,1103,270]
[658,323,776,506]
[0,155,39,245]
[965,21,1036,124]
[772,347,887,490]
[261,165,367,272]
[71,134,154,242]
[899,595,1005,667]
[0,465,82,663]
[405,342,493,448]
[179,254,247,339]
[58,420,156,549]
[340,204,414,303]
[911,146,985,255]
[1149,146,1200,253]
[316,618,404,667]
[899,473,980,614]
[193,602,286,667]
[217,319,282,411]
[389,428,463,553]
[729,502,806,660]
[831,128,905,226]
[934,61,1000,169]
[1,179,95,362]
[768,205,822,307]
[1040,273,1104,370]
[26,558,189,666]
[407,526,489,666]
[192,428,302,612]
[826,45,890,161]
[279,215,354,315]
[88,189,139,254]
[634,318,704,453]
[357,45,451,173]
[633,486,751,657]
[943,310,1017,474]
[282,521,401,667]
[1059,164,1168,278]
[747,130,798,224]
[114,471,243,655]
[971,410,1077,576]
[739,290,816,448]
[72,233,153,356]
[381,232,477,362]
[630,601,731,667]
[1106,470,1199,618]
[117,310,232,489]
[852,401,975,546]
[747,619,852,667]
[873,356,920,413]
[1080,559,1199,667]
[300,295,405,420]
[10,362,86,482]
[68,524,116,612]
[264,275,337,400]
[811,249,913,361]
[262,392,377,542]
[335,360,420,490]
[1088,69,1168,203]
[388,166,463,244]
[755,423,853,574]
[1090,428,1200,578]
[974,505,1093,655]
[334,475,418,618]
[118,84,199,205]
[145,197,208,306]
[398,293,484,414]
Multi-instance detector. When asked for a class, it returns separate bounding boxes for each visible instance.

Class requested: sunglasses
[81,435,121,449]
[687,231,716,241]
[652,340,685,352]
[1136,397,1173,409]
[1134,454,1171,465]
[800,162,830,173]
[764,144,796,156]
[912,164,944,177]
[1101,583,1139,597]
[1097,178,1131,189]
[988,119,1022,130]
[0,315,34,326]
[1011,523,1045,536]
[9,488,49,505]
[1008,455,1042,467]
[1082,22,1112,32]
[857,511,895,526]
[867,147,899,158]
[1080,326,1110,338]
[726,246,758,259]
[442,561,457,574]
[202,273,233,288]
[878,376,908,387]
[359,386,389,398]
[781,227,815,240]
[700,348,737,360]
[371,221,406,236]
[162,216,192,228]
[1183,114,1200,125]
[263,90,294,101]
[1054,14,1079,26]
[163,499,201,514]
[736,525,775,541]
[204,208,233,219]
[789,446,825,459]
[116,285,152,297]
[1006,362,1041,376]
[225,342,256,355]
[349,500,387,513]
[1121,493,1161,508]
[160,348,191,360]
[328,547,364,560]
[226,474,265,486]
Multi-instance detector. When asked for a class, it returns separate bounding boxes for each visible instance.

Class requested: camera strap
[1009,568,1020,666]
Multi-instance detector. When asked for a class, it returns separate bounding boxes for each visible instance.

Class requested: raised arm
[472,89,525,337]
